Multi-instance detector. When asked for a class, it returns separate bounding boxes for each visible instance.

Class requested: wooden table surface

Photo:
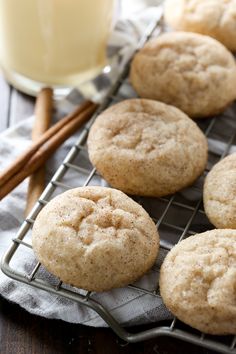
[0,74,217,354]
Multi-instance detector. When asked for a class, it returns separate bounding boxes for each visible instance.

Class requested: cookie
[32,186,159,292]
[130,32,236,118]
[87,99,208,197]
[164,0,236,52]
[203,153,236,228]
[160,229,236,334]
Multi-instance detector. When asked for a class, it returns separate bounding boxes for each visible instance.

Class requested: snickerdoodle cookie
[130,32,236,118]
[203,153,236,228]
[87,99,208,197]
[32,186,159,292]
[164,0,236,52]
[160,229,236,334]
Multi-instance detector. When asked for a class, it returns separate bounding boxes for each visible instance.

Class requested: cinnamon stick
[32,88,53,140]
[25,87,53,215]
[0,99,92,188]
[0,102,98,200]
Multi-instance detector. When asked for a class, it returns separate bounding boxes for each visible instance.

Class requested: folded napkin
[1,4,236,328]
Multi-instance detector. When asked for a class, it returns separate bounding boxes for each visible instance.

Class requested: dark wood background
[0,75,217,354]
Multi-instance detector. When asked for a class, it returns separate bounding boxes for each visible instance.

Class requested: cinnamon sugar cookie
[130,32,236,117]
[204,153,236,228]
[88,99,208,197]
[164,0,236,51]
[32,186,159,292]
[160,229,236,334]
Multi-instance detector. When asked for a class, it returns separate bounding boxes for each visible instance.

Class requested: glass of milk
[0,0,115,96]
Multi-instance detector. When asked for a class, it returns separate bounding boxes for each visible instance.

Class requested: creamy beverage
[0,0,114,94]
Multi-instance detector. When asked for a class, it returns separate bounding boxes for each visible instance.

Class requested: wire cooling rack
[1,14,236,354]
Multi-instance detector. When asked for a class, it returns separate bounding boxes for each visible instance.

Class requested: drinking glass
[0,0,115,96]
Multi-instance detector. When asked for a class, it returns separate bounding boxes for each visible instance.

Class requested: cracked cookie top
[88,99,208,197]
[130,32,236,117]
[204,153,236,228]
[160,229,236,334]
[164,0,236,51]
[32,186,159,292]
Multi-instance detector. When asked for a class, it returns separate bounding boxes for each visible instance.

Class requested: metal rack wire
[1,15,236,354]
